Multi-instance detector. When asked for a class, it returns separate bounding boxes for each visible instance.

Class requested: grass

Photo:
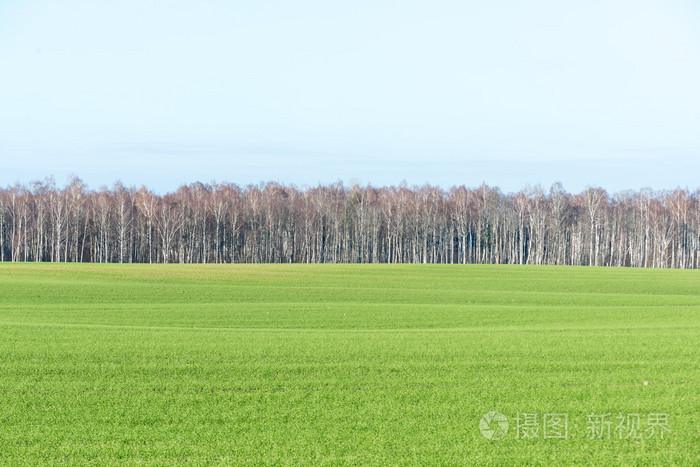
[0,263,697,465]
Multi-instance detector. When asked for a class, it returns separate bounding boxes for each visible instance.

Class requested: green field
[0,264,697,465]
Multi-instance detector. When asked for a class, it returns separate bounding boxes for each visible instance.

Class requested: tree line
[0,178,698,268]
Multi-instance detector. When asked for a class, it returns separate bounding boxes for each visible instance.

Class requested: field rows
[0,264,698,464]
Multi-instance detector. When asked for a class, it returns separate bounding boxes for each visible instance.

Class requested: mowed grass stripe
[1,322,697,335]
[4,262,700,292]
[0,302,696,332]
[4,285,700,307]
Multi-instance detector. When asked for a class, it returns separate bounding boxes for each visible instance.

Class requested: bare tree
[155,194,183,264]
[0,179,698,268]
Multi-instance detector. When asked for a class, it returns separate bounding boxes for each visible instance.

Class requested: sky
[1,0,700,194]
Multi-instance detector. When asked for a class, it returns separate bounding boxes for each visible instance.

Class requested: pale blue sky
[2,0,700,193]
